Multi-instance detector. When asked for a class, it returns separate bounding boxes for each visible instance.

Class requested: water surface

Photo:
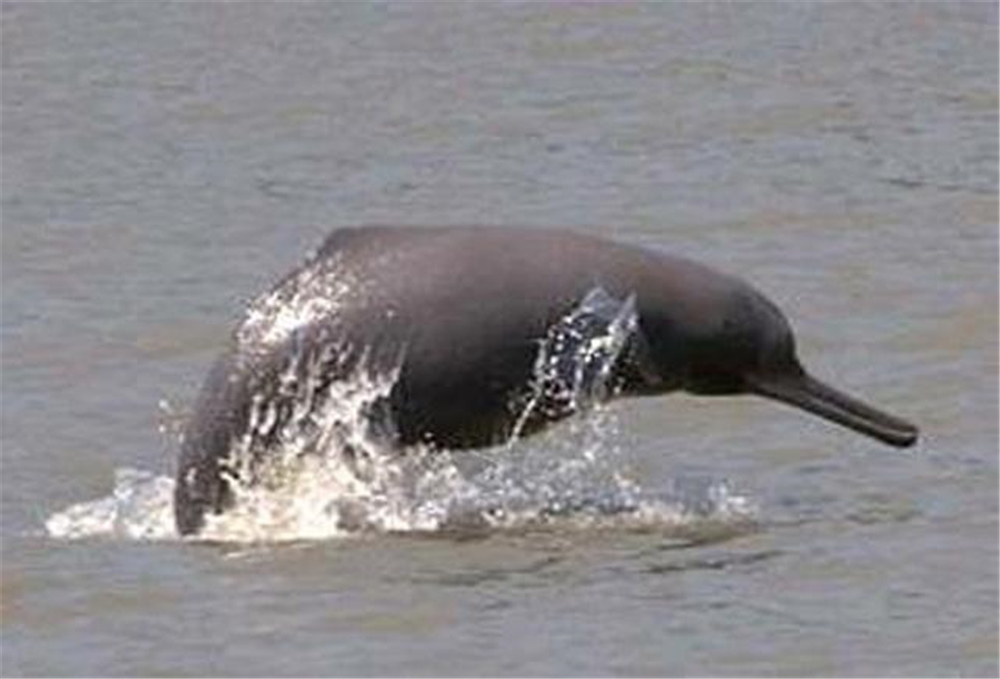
[2,3,997,676]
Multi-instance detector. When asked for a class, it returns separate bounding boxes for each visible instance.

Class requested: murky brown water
[2,3,997,676]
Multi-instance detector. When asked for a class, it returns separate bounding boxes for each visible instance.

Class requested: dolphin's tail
[746,372,918,448]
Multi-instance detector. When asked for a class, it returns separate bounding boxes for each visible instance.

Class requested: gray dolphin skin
[174,226,918,535]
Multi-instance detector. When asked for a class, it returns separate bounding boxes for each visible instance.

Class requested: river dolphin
[174,226,918,534]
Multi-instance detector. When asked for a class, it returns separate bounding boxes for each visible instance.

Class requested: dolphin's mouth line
[745,372,919,448]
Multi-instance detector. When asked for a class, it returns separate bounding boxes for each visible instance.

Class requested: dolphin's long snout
[746,372,918,448]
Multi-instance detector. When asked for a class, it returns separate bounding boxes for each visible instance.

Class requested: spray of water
[46,286,757,543]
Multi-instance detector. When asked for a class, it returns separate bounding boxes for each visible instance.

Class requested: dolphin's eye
[757,326,799,376]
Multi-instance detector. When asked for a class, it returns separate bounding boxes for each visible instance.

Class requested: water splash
[46,287,758,544]
[44,444,756,544]
[45,468,176,540]
[237,251,356,351]
[511,286,638,438]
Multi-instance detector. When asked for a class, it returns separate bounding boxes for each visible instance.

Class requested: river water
[2,3,997,676]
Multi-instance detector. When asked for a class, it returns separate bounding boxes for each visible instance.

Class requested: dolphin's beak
[746,372,918,448]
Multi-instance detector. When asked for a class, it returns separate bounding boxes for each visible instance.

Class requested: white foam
[44,450,757,544]
[45,468,177,540]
